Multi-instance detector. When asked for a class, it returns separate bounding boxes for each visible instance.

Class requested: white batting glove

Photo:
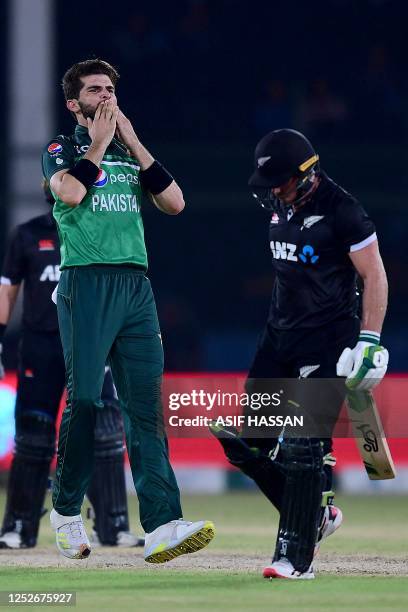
[0,343,5,380]
[336,330,388,391]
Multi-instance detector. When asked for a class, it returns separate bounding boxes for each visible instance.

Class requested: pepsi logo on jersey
[47,143,63,156]
[93,169,109,187]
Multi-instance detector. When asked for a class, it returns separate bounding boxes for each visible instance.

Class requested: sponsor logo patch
[269,242,320,264]
[48,142,62,155]
[270,241,298,261]
[301,215,325,230]
[298,244,319,264]
[270,212,279,224]
[93,169,108,188]
[38,239,55,251]
[299,365,320,378]
[40,264,60,282]
[257,156,271,167]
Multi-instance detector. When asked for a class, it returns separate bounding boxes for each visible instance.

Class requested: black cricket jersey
[267,172,376,330]
[1,212,60,332]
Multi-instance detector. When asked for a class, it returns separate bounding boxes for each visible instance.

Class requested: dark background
[0,0,9,257]
[1,0,407,371]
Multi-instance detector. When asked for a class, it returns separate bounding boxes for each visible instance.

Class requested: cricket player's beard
[77,101,97,121]
[78,101,121,142]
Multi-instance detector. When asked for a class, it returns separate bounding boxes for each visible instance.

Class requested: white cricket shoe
[263,559,315,580]
[315,505,343,555]
[50,509,91,560]
[263,505,342,579]
[89,529,145,547]
[0,530,22,549]
[144,519,215,564]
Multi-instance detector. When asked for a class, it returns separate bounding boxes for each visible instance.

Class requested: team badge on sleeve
[48,143,63,156]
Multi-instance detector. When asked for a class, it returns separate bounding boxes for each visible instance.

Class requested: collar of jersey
[313,170,331,201]
[75,124,90,138]
[74,124,127,154]
[289,170,330,218]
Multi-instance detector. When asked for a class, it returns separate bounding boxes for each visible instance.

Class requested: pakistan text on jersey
[92,194,141,213]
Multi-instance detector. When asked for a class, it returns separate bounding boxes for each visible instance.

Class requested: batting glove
[0,343,5,380]
[336,330,388,391]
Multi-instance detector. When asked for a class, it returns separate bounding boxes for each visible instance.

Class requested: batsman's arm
[0,226,24,326]
[0,283,20,324]
[337,240,389,390]
[0,283,20,379]
[349,240,388,334]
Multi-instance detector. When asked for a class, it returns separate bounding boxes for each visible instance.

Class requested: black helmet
[248,129,320,211]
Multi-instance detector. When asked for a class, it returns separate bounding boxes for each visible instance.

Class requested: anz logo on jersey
[270,241,319,264]
[40,265,61,282]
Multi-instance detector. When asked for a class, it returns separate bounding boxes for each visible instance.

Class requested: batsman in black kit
[0,183,143,549]
[211,129,388,579]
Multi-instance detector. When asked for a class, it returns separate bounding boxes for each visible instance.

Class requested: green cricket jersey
[41,125,147,270]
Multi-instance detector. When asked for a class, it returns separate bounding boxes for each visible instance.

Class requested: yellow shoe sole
[145,521,215,564]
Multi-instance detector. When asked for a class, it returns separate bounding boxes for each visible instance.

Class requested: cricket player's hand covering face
[337,332,389,391]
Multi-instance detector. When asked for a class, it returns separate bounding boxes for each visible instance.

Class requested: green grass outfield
[0,491,407,611]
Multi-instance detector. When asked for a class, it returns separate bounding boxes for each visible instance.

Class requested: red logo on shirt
[48,143,62,155]
[39,239,55,251]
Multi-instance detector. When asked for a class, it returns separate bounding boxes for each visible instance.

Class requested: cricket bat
[345,390,396,480]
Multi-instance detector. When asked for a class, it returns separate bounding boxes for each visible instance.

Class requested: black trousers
[243,316,360,450]
[15,329,115,421]
[249,317,360,379]
[2,329,118,546]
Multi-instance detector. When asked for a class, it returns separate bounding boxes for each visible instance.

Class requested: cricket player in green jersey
[42,59,215,563]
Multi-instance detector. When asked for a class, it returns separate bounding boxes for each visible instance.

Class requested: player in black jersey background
[0,182,143,550]
[211,129,389,579]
